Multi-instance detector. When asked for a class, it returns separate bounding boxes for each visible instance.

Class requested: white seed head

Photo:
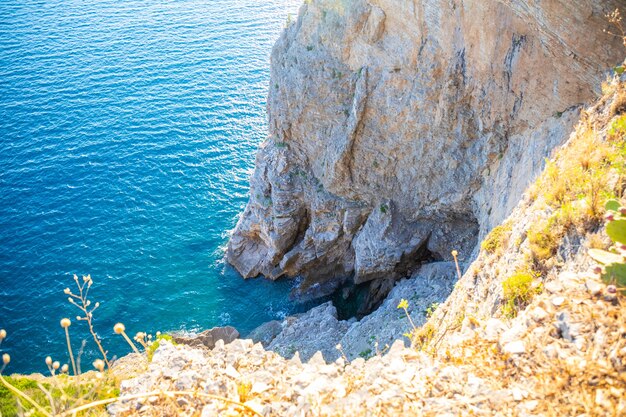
[63,288,71,295]
[45,356,52,366]
[93,359,105,372]
[0,329,6,340]
[114,323,125,334]
[52,361,60,370]
[2,353,10,365]
[60,318,71,328]
[61,364,69,373]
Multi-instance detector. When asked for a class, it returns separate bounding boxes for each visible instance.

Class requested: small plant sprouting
[285,13,293,27]
[358,348,373,359]
[65,274,110,368]
[146,333,175,361]
[237,380,252,402]
[397,299,436,350]
[424,302,440,318]
[397,298,417,335]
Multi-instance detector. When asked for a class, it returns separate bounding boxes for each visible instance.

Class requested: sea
[0,0,306,374]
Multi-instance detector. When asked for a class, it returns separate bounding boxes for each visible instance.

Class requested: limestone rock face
[245,320,283,347]
[172,326,239,349]
[339,262,457,360]
[227,0,625,299]
[267,301,351,362]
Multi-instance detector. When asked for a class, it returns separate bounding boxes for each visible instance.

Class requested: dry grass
[525,108,626,270]
[437,281,626,417]
[481,221,513,255]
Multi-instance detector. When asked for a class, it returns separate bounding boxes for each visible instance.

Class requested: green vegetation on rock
[502,272,540,318]
[481,222,512,255]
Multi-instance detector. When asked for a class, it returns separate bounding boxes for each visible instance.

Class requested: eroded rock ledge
[227,0,624,303]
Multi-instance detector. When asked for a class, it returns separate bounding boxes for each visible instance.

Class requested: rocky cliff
[227,0,625,306]
[113,74,626,417]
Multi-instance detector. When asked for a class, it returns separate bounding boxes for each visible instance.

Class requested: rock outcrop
[267,301,352,361]
[113,77,626,416]
[253,261,458,361]
[227,0,626,303]
[172,326,239,350]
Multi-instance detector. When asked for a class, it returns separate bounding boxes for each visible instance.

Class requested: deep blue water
[0,0,303,374]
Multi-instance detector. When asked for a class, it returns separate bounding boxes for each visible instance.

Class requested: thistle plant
[133,331,153,350]
[60,318,77,376]
[451,250,462,280]
[64,274,109,368]
[114,323,141,355]
[605,9,626,49]
[335,343,349,364]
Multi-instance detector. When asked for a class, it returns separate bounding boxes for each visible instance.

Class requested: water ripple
[0,0,304,373]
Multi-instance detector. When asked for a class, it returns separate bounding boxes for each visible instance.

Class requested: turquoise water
[0,0,304,374]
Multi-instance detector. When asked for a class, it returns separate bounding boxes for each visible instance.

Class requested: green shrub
[0,376,45,417]
[527,218,560,263]
[358,349,372,359]
[147,334,176,361]
[481,222,512,254]
[502,272,539,318]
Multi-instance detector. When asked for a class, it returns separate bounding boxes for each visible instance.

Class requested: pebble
[223,365,241,379]
[585,279,604,296]
[544,281,564,294]
[530,307,549,322]
[484,318,506,341]
[502,341,526,354]
[512,387,524,401]
[551,296,566,306]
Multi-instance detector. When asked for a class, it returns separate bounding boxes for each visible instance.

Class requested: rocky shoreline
[169,261,457,363]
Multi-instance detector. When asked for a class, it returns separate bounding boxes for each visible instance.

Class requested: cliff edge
[227,0,625,306]
[113,74,626,417]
